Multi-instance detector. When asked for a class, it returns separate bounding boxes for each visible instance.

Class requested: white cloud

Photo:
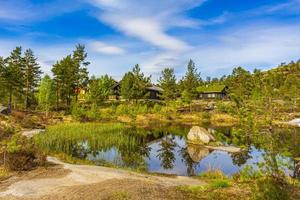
[88,41,125,55]
[0,0,83,22]
[188,23,300,76]
[88,0,205,51]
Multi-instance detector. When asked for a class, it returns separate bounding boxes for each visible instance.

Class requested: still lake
[37,123,300,177]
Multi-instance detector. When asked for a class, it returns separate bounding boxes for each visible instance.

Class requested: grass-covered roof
[197,84,227,93]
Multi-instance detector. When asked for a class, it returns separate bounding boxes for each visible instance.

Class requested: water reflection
[42,125,300,177]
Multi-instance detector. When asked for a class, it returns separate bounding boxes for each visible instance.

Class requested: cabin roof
[197,84,227,93]
[0,106,9,114]
[146,85,164,92]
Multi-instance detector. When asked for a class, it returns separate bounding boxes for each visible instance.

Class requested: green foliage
[52,44,89,107]
[120,64,150,101]
[181,90,192,104]
[6,134,22,153]
[180,59,202,100]
[23,49,42,108]
[37,75,55,115]
[86,103,100,120]
[252,177,290,200]
[2,47,25,107]
[88,75,115,105]
[209,179,231,189]
[158,68,177,100]
[234,165,263,182]
[71,102,85,120]
[199,169,228,180]
[5,134,46,171]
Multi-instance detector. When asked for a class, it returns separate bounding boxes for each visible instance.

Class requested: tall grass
[34,123,131,154]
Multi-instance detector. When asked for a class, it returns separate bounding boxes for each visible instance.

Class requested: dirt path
[0,157,205,199]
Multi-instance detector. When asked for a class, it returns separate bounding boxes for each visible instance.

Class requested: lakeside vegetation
[0,45,300,199]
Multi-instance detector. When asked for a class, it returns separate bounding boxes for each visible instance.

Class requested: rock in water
[287,118,300,127]
[187,144,210,162]
[187,126,215,144]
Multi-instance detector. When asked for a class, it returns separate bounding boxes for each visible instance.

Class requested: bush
[199,169,227,180]
[5,135,46,171]
[233,165,262,182]
[209,179,231,189]
[71,102,86,120]
[252,177,290,200]
[152,104,162,113]
[86,104,100,120]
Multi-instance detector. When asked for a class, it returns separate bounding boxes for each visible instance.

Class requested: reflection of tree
[231,148,252,166]
[120,140,151,170]
[70,141,91,159]
[157,135,177,169]
[179,146,198,176]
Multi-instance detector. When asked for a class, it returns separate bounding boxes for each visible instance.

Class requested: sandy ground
[0,157,205,200]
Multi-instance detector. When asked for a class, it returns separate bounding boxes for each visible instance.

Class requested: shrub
[86,104,100,120]
[199,169,227,180]
[152,104,162,113]
[233,165,262,182]
[71,102,86,120]
[252,177,290,200]
[5,134,46,171]
[209,179,231,189]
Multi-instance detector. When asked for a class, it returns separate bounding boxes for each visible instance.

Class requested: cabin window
[208,93,216,98]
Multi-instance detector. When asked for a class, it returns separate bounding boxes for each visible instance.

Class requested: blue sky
[0,0,300,81]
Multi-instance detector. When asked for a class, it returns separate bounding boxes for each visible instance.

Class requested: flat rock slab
[0,157,205,198]
[205,145,241,153]
[287,118,300,127]
[21,129,45,138]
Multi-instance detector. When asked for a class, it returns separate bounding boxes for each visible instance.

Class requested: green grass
[198,169,228,180]
[209,179,231,189]
[34,123,138,155]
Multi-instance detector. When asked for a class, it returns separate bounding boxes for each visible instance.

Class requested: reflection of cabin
[197,85,228,99]
[109,82,164,100]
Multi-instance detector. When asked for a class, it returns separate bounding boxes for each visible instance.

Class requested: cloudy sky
[0,0,300,81]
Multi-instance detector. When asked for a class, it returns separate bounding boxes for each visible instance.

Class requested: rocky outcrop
[187,126,215,144]
[287,118,300,127]
[22,129,45,138]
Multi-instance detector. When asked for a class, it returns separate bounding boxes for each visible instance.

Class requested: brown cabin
[109,82,163,100]
[146,86,163,100]
[197,85,228,99]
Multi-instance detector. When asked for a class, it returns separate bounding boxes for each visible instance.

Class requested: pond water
[38,124,300,177]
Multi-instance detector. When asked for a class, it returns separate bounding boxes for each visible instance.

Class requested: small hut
[197,84,228,99]
[0,106,11,115]
[146,86,164,100]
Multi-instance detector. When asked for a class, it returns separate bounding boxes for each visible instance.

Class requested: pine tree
[121,64,150,102]
[52,44,89,108]
[158,68,177,100]
[72,44,90,102]
[4,47,25,108]
[23,49,42,108]
[181,59,201,100]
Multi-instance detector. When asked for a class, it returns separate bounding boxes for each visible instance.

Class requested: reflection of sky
[85,135,294,176]
[87,147,124,166]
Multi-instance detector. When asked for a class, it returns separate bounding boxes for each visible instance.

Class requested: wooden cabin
[146,86,163,100]
[109,82,121,100]
[197,85,228,99]
[109,82,163,100]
